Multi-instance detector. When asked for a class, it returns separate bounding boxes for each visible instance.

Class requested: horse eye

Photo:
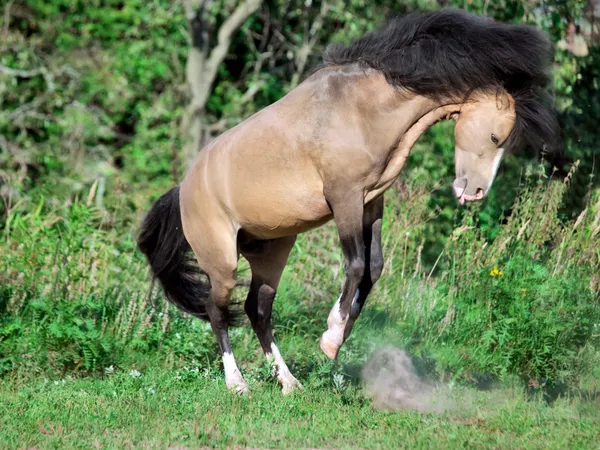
[491,134,499,145]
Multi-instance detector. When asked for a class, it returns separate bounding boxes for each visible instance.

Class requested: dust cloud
[360,347,452,413]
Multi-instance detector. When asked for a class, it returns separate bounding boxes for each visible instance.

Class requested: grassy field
[2,2,600,448]
[2,175,600,449]
[2,360,600,449]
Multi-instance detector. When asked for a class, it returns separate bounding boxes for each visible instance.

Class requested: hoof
[226,372,250,395]
[319,334,340,360]
[281,378,303,395]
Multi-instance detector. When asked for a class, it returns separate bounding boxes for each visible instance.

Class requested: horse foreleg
[344,195,384,340]
[320,189,366,359]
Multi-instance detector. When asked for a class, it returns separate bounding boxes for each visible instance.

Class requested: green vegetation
[1,0,599,448]
[2,370,599,449]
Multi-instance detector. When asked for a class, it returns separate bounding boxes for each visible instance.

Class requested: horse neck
[393,103,460,156]
[323,69,457,156]
[297,66,461,162]
[313,69,465,200]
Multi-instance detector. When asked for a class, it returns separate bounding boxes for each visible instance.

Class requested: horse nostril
[453,177,468,198]
[475,188,484,199]
[454,185,465,197]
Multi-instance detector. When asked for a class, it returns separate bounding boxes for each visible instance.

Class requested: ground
[2,363,599,449]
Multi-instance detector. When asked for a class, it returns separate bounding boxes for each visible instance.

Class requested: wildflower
[489,267,503,277]
[129,369,142,379]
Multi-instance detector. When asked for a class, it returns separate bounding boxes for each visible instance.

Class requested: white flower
[129,369,142,378]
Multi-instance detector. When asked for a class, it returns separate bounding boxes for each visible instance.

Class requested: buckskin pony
[137,9,559,395]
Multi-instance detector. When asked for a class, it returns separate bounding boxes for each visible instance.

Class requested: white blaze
[487,149,505,192]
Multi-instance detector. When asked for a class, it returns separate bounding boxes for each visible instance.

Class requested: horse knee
[346,257,366,283]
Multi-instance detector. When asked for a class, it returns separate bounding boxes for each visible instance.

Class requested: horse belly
[233,184,332,239]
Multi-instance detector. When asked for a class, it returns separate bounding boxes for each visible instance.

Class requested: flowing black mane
[323,9,560,153]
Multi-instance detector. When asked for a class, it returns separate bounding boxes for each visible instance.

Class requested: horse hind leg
[185,219,249,395]
[242,235,302,395]
[204,274,249,395]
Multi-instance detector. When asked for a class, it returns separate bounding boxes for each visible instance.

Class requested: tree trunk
[180,0,263,171]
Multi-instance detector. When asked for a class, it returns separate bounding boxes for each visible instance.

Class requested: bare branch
[0,64,55,92]
[182,0,196,21]
[182,0,208,21]
[240,79,266,103]
[180,0,263,166]
[290,1,329,88]
[41,67,55,93]
[0,64,42,78]
[3,0,15,36]
[6,99,42,122]
[205,118,228,132]
[206,0,263,77]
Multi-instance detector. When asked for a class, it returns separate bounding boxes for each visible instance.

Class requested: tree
[180,0,263,168]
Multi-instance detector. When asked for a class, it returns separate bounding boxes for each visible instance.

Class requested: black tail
[137,187,211,320]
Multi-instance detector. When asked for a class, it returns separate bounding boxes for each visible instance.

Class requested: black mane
[323,9,560,154]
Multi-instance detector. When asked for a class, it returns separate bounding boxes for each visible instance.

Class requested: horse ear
[496,91,513,110]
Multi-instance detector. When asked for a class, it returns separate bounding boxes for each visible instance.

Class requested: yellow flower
[490,267,503,277]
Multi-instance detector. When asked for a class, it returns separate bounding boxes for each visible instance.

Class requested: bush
[377,169,600,383]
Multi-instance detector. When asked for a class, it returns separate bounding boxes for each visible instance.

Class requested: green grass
[2,2,599,447]
[2,175,599,448]
[2,366,599,449]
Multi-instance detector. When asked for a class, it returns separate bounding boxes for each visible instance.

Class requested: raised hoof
[281,378,303,396]
[319,334,340,360]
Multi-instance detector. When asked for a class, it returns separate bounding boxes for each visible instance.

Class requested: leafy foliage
[1,0,598,394]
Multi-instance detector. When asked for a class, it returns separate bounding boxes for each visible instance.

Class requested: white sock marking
[322,290,360,348]
[270,344,292,378]
[325,296,346,346]
[222,352,246,389]
[265,343,301,392]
